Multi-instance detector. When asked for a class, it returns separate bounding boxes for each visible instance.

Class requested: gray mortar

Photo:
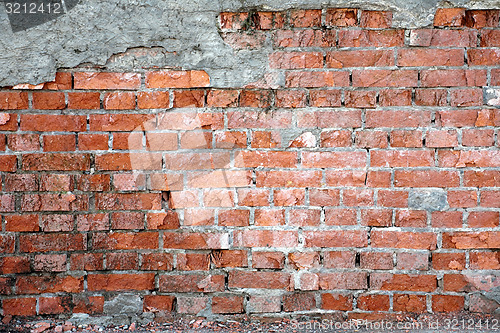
[0,0,499,86]
[103,294,143,315]
[408,189,448,211]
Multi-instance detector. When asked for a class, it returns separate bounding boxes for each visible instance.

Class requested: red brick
[206,89,239,107]
[228,271,292,289]
[111,212,144,230]
[289,9,321,27]
[345,91,376,108]
[395,209,427,227]
[270,52,323,69]
[256,170,321,187]
[432,211,463,228]
[239,90,272,107]
[103,92,135,110]
[215,131,246,149]
[300,110,362,128]
[415,88,447,106]
[88,273,154,291]
[396,252,429,270]
[16,275,83,294]
[106,252,139,270]
[289,209,321,226]
[76,174,110,192]
[219,12,249,29]
[319,272,368,290]
[254,209,285,226]
[145,70,209,88]
[360,10,392,28]
[360,252,393,270]
[70,253,104,271]
[355,130,387,148]
[468,211,499,228]
[361,209,392,227]
[43,134,76,151]
[426,130,458,147]
[433,253,465,270]
[0,92,28,109]
[21,114,86,132]
[325,170,365,187]
[274,189,305,206]
[434,8,465,26]
[113,173,146,191]
[466,10,500,28]
[438,150,500,168]
[286,71,349,88]
[448,190,478,208]
[465,171,500,187]
[450,88,483,107]
[470,251,500,270]
[309,90,341,107]
[93,232,158,250]
[221,31,267,49]
[219,209,249,227]
[173,90,205,108]
[177,296,208,314]
[480,29,500,47]
[309,189,340,207]
[32,92,66,109]
[96,153,162,170]
[37,296,70,314]
[0,256,30,274]
[143,295,175,312]
[68,92,100,109]
[393,294,426,313]
[40,214,74,232]
[163,232,228,249]
[0,194,15,212]
[371,150,433,167]
[228,111,291,128]
[326,50,393,68]
[283,293,316,312]
[394,170,459,187]
[234,230,298,247]
[288,252,320,270]
[353,69,418,87]
[184,209,215,226]
[320,130,351,147]
[357,294,390,311]
[338,29,404,47]
[325,8,358,26]
[90,114,154,131]
[421,69,487,87]
[188,170,252,188]
[442,231,500,249]
[274,29,335,48]
[468,48,500,66]
[137,91,169,109]
[212,295,245,314]
[140,252,173,271]
[371,230,437,250]
[20,234,85,252]
[302,151,366,168]
[410,29,477,47]
[378,190,408,208]
[211,250,247,268]
[324,208,356,226]
[324,251,356,268]
[248,295,281,313]
[462,129,495,147]
[371,273,436,292]
[343,189,374,206]
[432,295,464,312]
[2,298,36,316]
[322,293,353,311]
[74,72,141,89]
[33,254,67,272]
[159,274,224,292]
[399,49,464,67]
[252,251,285,269]
[5,215,39,232]
[4,174,37,192]
[42,174,74,192]
[303,230,367,248]
[77,133,108,150]
[275,90,307,108]
[379,89,412,106]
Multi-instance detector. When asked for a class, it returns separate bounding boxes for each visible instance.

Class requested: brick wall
[0,7,499,319]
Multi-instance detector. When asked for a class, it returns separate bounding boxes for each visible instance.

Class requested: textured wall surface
[0,0,500,87]
[0,5,499,323]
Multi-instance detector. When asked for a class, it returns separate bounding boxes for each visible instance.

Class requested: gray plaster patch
[484,88,500,107]
[0,0,499,86]
[103,294,143,315]
[408,189,448,211]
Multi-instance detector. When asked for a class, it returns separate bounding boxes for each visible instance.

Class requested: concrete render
[0,0,499,87]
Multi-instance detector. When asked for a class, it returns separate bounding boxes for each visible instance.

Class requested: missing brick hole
[355,252,361,267]
[162,191,171,208]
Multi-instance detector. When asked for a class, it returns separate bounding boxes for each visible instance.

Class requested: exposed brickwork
[0,7,499,320]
